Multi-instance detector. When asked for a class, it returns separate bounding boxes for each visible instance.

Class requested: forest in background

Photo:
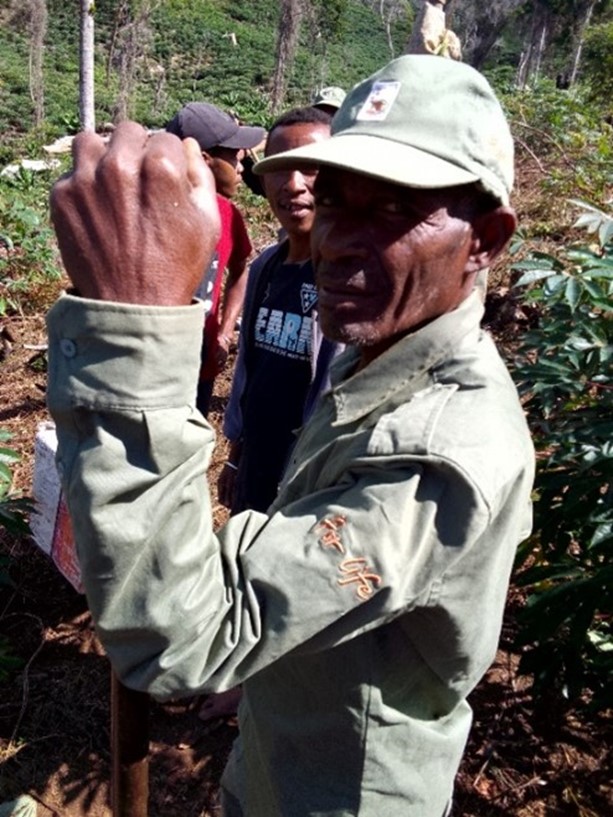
[0,0,612,154]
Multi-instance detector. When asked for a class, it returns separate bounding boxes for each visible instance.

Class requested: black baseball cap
[166,102,265,152]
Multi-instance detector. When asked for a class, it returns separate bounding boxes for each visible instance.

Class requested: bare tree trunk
[569,0,599,86]
[270,0,304,114]
[384,15,395,58]
[29,0,47,127]
[515,3,550,90]
[516,47,531,88]
[372,0,407,58]
[106,0,130,83]
[110,1,156,124]
[79,0,95,132]
[533,21,547,82]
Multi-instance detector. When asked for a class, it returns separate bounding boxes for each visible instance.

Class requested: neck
[285,234,311,264]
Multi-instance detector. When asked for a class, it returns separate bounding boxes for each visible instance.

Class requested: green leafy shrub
[511,201,613,711]
[501,81,613,233]
[0,170,63,315]
[582,20,613,112]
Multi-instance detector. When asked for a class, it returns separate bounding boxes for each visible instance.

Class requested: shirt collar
[328,292,484,426]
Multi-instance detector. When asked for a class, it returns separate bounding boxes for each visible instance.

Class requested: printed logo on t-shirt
[254,308,313,360]
[195,252,219,315]
[300,283,318,314]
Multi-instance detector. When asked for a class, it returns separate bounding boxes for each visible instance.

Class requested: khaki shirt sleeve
[47,295,516,701]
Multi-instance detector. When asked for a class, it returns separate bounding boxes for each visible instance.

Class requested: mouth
[318,282,377,311]
[278,200,313,218]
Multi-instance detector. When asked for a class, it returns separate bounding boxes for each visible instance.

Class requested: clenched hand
[50,122,221,306]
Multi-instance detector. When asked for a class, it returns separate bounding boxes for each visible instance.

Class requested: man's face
[311,168,484,360]
[262,122,331,239]
[205,147,244,198]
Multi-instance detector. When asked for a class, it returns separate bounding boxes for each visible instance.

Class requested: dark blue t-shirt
[236,251,317,513]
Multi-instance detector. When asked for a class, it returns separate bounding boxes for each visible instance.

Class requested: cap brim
[312,100,342,111]
[220,125,267,151]
[254,133,479,190]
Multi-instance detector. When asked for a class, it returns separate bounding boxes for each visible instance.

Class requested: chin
[321,318,382,347]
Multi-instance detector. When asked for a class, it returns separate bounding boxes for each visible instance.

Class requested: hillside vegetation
[0,0,412,149]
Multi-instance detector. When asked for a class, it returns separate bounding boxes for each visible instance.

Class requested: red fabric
[201,194,252,379]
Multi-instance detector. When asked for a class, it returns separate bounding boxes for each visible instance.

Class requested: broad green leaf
[568,198,606,216]
[587,629,613,652]
[513,269,556,287]
[564,276,582,310]
[590,523,612,549]
[599,220,613,247]
[543,274,568,296]
[0,446,20,464]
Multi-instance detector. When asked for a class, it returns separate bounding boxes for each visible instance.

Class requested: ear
[465,206,517,273]
[201,150,213,168]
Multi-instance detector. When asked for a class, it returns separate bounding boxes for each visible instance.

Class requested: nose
[283,169,310,193]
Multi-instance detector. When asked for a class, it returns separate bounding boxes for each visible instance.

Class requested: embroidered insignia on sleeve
[316,515,347,554]
[314,515,383,602]
[338,558,382,600]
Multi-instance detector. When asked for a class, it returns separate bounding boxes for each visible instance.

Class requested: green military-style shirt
[47,290,534,817]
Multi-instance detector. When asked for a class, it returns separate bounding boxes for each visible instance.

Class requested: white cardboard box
[30,422,82,593]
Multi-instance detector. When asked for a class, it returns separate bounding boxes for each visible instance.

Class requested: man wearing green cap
[47,55,534,816]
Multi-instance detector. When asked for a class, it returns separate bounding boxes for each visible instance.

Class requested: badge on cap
[356,81,401,122]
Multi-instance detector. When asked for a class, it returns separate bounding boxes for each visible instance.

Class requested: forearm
[46,295,252,698]
[217,262,248,341]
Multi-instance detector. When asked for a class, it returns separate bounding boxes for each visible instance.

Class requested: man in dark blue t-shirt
[220,106,335,514]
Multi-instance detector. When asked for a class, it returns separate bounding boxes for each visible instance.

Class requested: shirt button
[60,338,77,358]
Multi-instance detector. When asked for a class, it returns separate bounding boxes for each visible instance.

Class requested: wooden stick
[111,671,150,817]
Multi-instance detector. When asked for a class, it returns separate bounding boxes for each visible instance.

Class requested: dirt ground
[0,288,611,816]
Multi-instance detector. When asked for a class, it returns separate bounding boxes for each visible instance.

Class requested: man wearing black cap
[167,102,266,414]
[48,56,534,816]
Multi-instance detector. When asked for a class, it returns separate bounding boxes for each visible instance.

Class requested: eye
[314,191,338,208]
[378,198,406,214]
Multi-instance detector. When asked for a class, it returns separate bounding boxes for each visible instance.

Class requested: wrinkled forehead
[314,165,475,207]
[265,121,331,157]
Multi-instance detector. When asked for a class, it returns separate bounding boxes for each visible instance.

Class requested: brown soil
[1,275,611,816]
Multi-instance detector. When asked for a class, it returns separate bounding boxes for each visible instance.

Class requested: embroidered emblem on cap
[356,81,401,122]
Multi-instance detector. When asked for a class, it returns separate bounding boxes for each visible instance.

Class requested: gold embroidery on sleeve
[337,558,382,600]
[314,515,383,602]
[316,515,347,554]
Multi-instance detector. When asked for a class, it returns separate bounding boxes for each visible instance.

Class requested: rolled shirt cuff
[46,292,205,412]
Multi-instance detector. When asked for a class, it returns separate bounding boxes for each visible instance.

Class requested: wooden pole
[111,671,150,817]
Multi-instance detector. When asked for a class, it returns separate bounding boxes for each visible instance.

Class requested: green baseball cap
[255,55,514,205]
[312,86,346,110]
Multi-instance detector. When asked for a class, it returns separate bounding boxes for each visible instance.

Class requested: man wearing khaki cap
[47,55,534,816]
[312,85,346,115]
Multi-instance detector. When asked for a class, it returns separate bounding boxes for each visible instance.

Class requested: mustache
[316,264,372,290]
